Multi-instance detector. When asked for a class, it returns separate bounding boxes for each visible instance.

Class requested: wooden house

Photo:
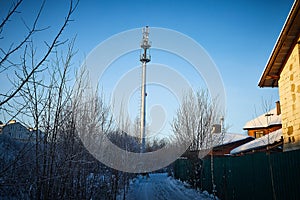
[208,133,254,156]
[243,106,282,139]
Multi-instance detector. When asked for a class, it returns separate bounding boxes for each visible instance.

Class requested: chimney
[276,101,281,115]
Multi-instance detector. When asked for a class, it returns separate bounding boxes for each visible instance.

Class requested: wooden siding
[246,125,282,138]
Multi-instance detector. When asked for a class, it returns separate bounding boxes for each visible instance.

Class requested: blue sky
[1,0,294,134]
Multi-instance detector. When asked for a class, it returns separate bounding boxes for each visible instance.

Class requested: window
[254,131,264,138]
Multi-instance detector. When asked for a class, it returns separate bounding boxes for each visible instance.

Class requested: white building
[1,120,37,141]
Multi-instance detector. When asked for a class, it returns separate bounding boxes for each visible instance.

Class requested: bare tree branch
[0,0,23,31]
[0,0,79,107]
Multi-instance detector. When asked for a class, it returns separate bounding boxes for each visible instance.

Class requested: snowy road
[119,173,214,200]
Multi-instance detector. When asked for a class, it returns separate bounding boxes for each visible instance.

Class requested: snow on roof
[230,129,282,154]
[243,108,281,129]
[212,132,252,147]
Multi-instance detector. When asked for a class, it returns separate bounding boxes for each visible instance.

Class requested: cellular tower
[140,26,151,153]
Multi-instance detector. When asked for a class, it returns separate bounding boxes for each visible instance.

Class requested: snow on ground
[118,173,215,200]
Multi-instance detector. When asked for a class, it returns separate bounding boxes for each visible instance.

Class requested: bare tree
[261,97,277,200]
[172,89,221,151]
[172,89,223,192]
[0,2,144,198]
[0,0,79,197]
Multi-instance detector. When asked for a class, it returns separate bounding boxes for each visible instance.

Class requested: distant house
[208,133,254,156]
[231,129,283,155]
[0,121,5,133]
[1,120,40,141]
[258,1,300,151]
[243,106,282,139]
[179,133,253,158]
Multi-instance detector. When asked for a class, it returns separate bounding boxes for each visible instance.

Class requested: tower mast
[140,26,151,153]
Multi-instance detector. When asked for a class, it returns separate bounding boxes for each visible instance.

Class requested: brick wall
[278,40,300,151]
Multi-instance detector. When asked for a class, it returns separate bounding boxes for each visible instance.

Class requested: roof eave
[258,0,300,88]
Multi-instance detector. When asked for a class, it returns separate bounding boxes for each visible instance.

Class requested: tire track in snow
[119,173,214,200]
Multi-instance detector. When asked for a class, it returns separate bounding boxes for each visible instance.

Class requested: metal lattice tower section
[140,26,151,153]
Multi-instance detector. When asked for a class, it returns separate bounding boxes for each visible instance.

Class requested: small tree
[172,89,223,191]
[172,89,221,151]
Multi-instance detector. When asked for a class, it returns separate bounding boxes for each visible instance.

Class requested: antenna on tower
[140,26,151,62]
[140,26,151,153]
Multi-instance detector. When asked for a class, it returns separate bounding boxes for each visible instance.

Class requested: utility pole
[140,26,151,153]
[265,112,276,200]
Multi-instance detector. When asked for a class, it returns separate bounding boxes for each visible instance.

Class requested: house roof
[230,129,282,154]
[258,1,300,87]
[243,108,281,130]
[212,132,252,147]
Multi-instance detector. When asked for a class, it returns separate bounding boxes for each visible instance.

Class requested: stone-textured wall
[278,40,300,151]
